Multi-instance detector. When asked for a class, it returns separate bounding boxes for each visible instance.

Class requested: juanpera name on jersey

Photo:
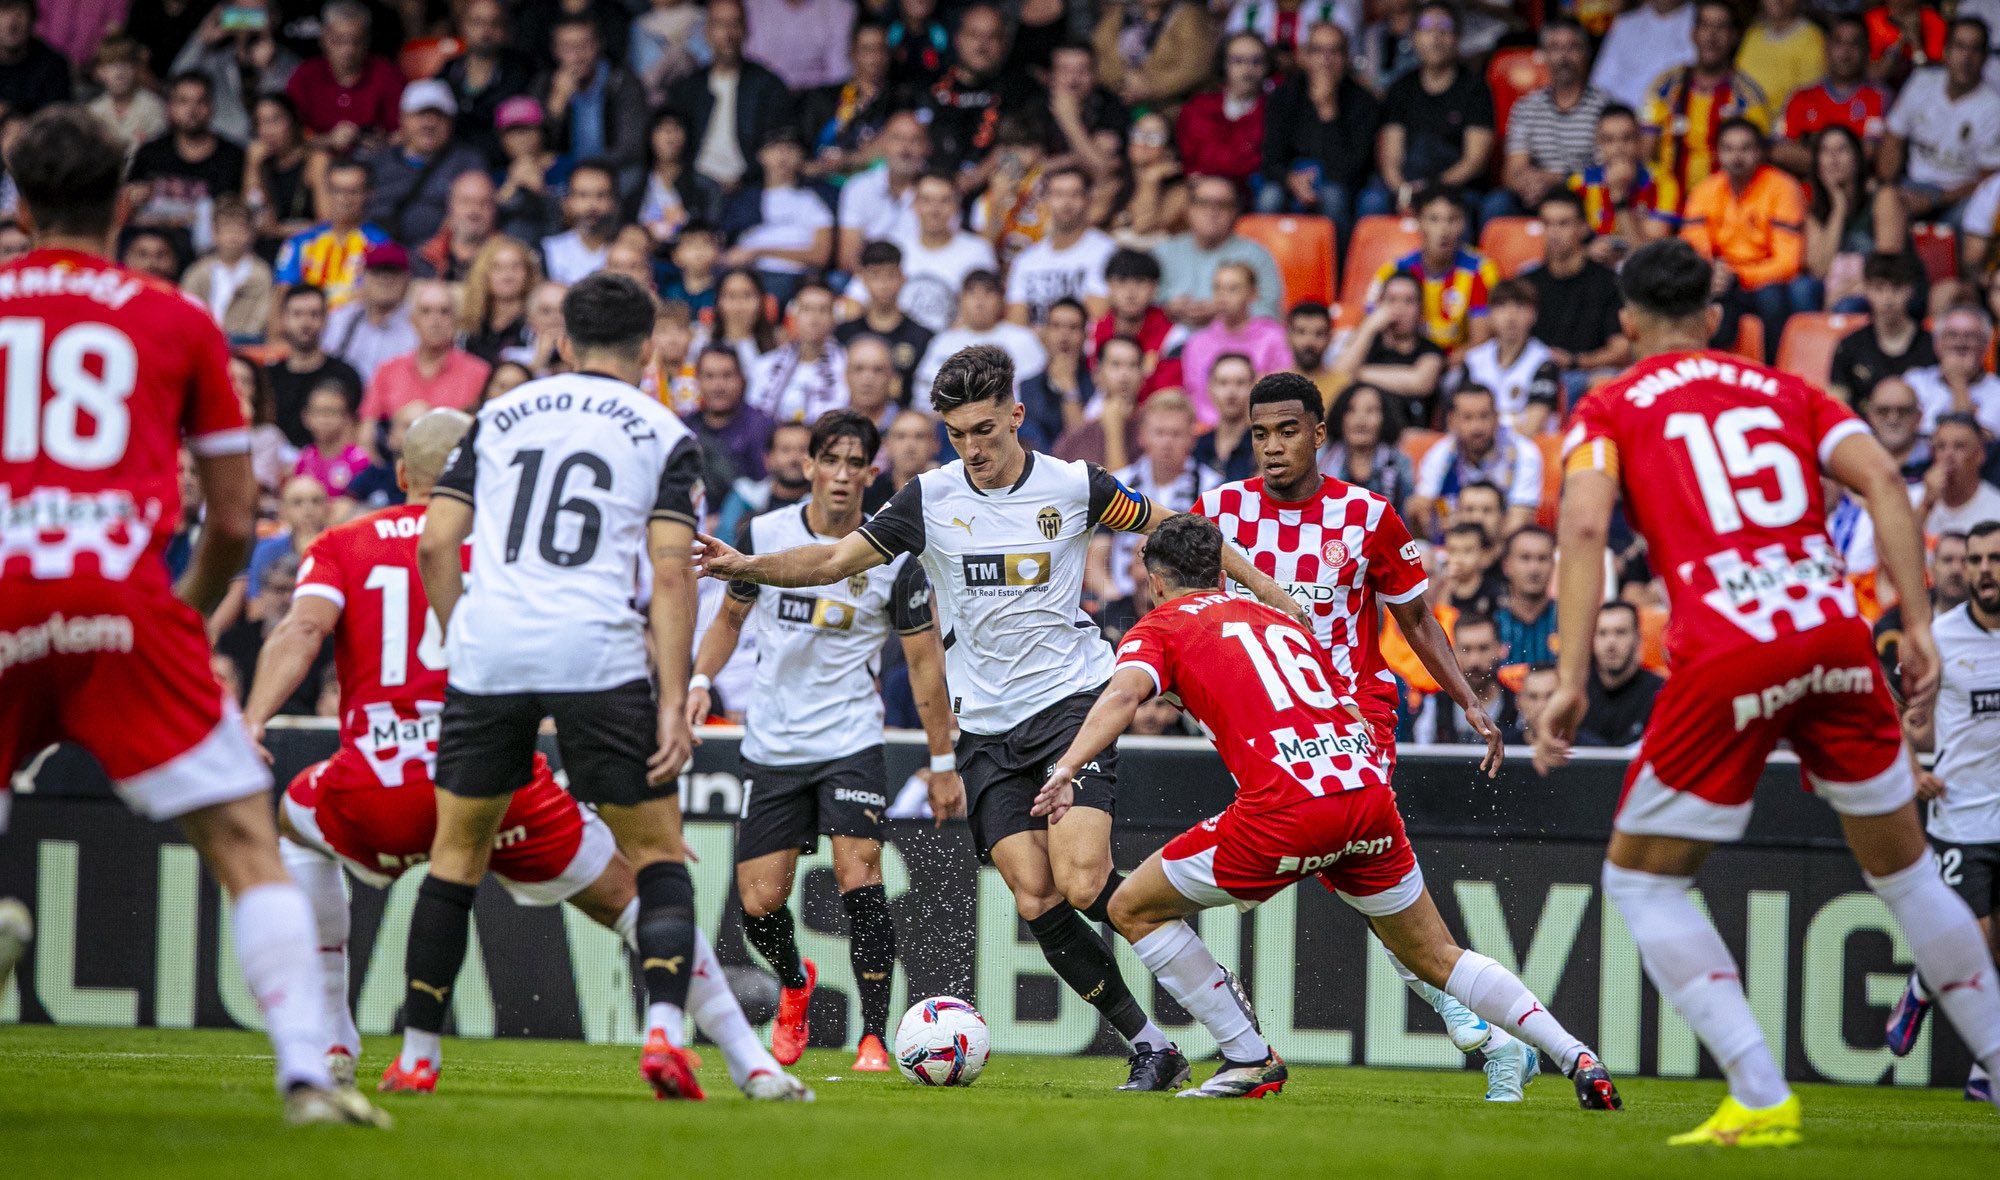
[487,390,659,445]
[776,592,856,630]
[961,552,1052,595]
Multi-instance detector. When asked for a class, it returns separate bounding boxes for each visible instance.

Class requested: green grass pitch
[1,1025,1994,1178]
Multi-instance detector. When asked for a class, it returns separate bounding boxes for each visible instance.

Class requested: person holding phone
[169,0,299,146]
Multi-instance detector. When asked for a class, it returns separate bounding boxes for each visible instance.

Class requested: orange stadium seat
[1486,48,1550,152]
[1336,215,1421,326]
[1911,222,1958,283]
[1399,427,1443,471]
[1236,213,1336,307]
[1478,216,1545,278]
[399,37,463,80]
[1776,312,1867,389]
[1731,316,1763,363]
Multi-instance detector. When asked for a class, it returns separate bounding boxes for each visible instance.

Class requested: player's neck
[968,446,1027,490]
[1633,328,1713,361]
[805,496,861,539]
[35,232,113,260]
[572,351,645,385]
[1262,468,1320,504]
[1972,599,2000,631]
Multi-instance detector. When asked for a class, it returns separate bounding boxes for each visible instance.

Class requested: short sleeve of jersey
[1805,381,1868,465]
[890,557,935,634]
[293,528,350,609]
[1468,256,1499,318]
[859,475,927,559]
[434,416,479,504]
[726,514,760,602]
[182,310,250,456]
[1087,463,1152,533]
[1364,506,1430,605]
[1561,391,1622,483]
[1112,613,1176,698]
[1884,78,1916,138]
[652,437,704,527]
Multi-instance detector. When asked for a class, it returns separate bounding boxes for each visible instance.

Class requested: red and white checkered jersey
[294,503,467,788]
[1195,476,1430,728]
[1115,592,1388,813]
[0,249,245,591]
[1564,349,1868,669]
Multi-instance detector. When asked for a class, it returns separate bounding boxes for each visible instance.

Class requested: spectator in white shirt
[1904,303,2000,435]
[1591,0,1696,110]
[912,270,1047,404]
[1915,412,2000,536]
[871,170,998,332]
[1087,391,1221,601]
[835,111,928,273]
[722,127,835,303]
[540,160,621,283]
[1005,166,1118,326]
[748,280,850,423]
[321,241,418,385]
[1874,16,2000,254]
[1409,384,1542,539]
[1458,279,1560,436]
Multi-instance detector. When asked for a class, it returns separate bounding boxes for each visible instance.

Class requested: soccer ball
[894,996,990,1086]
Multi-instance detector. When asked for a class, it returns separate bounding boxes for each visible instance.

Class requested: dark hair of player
[1249,370,1326,423]
[562,272,657,357]
[1618,238,1712,321]
[1598,599,1640,627]
[929,343,1015,413]
[1413,185,1464,217]
[858,239,902,268]
[1453,611,1499,641]
[1329,381,1405,444]
[6,105,128,239]
[1142,513,1225,593]
[1503,523,1556,560]
[808,408,882,465]
[1105,248,1162,283]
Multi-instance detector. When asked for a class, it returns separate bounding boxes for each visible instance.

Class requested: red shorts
[283,747,614,905]
[1616,619,1914,842]
[1161,787,1423,915]
[0,578,265,826]
[1361,704,1398,775]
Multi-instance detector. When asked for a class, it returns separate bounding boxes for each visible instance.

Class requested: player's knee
[1014,889,1066,923]
[1104,884,1143,935]
[832,850,882,894]
[738,879,787,918]
[180,798,284,891]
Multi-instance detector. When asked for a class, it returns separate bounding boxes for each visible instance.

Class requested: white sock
[232,882,334,1093]
[1865,858,2000,1107]
[398,1028,441,1072]
[686,928,781,1088]
[1444,949,1589,1078]
[1909,968,1930,1003]
[1387,949,1496,1053]
[281,839,360,1057]
[1601,864,1788,1107]
[1131,921,1269,1064]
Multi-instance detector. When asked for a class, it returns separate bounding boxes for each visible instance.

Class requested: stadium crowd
[9,0,1997,745]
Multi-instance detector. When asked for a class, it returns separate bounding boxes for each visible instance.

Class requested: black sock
[1026,902,1149,1044]
[1079,871,1127,926]
[402,875,477,1035]
[743,905,808,989]
[841,885,896,1040]
[635,861,697,1009]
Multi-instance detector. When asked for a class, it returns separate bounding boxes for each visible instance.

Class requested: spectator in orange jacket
[1679,117,1805,360]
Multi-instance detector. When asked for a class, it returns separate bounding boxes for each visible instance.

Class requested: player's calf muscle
[598,797,687,868]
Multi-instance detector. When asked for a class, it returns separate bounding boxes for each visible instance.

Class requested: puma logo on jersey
[861,971,889,982]
[644,956,686,975]
[409,980,450,1002]
[950,516,977,535]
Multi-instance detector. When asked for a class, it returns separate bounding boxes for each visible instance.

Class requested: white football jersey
[1927,603,2000,844]
[858,452,1151,735]
[731,503,933,765]
[434,371,703,694]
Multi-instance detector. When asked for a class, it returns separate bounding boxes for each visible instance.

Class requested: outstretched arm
[1828,430,1938,714]
[1533,467,1614,775]
[694,528,887,588]
[901,627,966,826]
[418,496,474,631]
[1033,666,1156,824]
[1387,595,1502,777]
[648,517,699,784]
[243,593,340,758]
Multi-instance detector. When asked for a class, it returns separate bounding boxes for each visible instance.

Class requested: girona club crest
[1322,539,1349,568]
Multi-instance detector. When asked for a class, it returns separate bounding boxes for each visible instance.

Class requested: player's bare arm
[900,624,965,826]
[241,593,341,761]
[1533,465,1617,776]
[1827,430,1940,713]
[1387,595,1503,777]
[649,517,699,784]
[694,528,886,588]
[685,592,751,727]
[1033,666,1157,825]
[1133,500,1311,629]
[177,452,258,615]
[417,495,475,631]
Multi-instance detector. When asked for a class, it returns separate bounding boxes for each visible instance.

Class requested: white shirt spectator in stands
[1903,365,2000,435]
[737,186,834,275]
[912,323,1048,405]
[1104,455,1221,597]
[697,71,747,189]
[1956,170,2000,247]
[1589,0,1696,110]
[747,339,849,423]
[541,229,611,285]
[1414,428,1543,511]
[321,302,418,386]
[847,229,997,333]
[838,165,920,248]
[1461,337,1555,429]
[1884,66,2000,190]
[1915,478,2000,538]
[1006,229,1118,324]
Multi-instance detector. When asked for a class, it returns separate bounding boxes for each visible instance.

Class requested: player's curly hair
[1619,239,1712,321]
[929,344,1015,414]
[1248,370,1326,424]
[1142,513,1224,593]
[6,105,125,238]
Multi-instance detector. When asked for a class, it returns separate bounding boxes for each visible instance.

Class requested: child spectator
[1459,279,1559,436]
[180,195,273,343]
[294,383,370,498]
[86,34,167,149]
[1366,185,1498,355]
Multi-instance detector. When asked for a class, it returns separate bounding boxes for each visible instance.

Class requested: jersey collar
[964,448,1035,497]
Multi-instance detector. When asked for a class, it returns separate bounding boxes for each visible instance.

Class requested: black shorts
[437,678,664,808]
[735,746,889,863]
[958,690,1116,862]
[1934,838,2000,919]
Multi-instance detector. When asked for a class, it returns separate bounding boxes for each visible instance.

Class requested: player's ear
[636,334,656,370]
[557,333,576,368]
[396,458,409,492]
[1703,303,1723,341]
[1618,306,1637,342]
[1009,398,1024,428]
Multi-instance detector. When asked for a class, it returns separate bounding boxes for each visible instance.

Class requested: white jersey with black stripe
[434,371,703,694]
[857,451,1152,735]
[1928,602,2000,844]
[730,502,933,765]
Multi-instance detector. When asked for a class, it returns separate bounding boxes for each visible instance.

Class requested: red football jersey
[0,248,245,591]
[295,503,465,789]
[1117,593,1389,813]
[1195,476,1430,730]
[1564,349,1869,668]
